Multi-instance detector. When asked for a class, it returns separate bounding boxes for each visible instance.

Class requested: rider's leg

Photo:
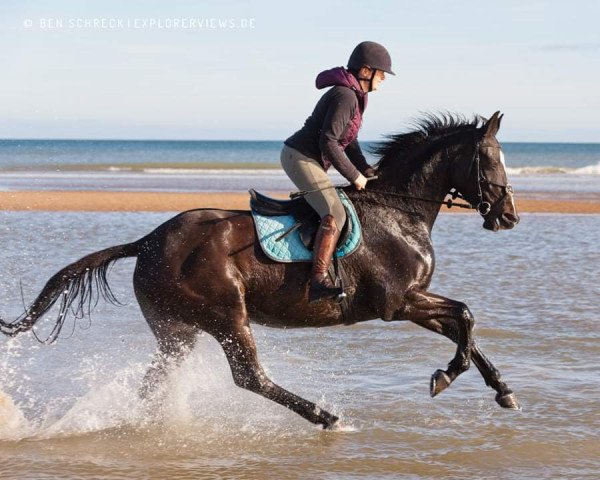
[308,214,344,302]
[280,145,346,227]
[281,146,346,302]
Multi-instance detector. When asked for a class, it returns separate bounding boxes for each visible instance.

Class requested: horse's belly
[247,302,346,329]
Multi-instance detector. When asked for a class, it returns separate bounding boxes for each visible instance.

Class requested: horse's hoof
[430,369,452,397]
[322,415,340,430]
[495,391,521,410]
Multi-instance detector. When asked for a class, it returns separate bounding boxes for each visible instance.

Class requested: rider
[282,41,394,303]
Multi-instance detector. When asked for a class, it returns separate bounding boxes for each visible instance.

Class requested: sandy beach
[0,190,598,213]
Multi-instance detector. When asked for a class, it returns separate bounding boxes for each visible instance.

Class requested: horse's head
[454,111,519,231]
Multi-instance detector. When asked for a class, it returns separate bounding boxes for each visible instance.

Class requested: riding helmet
[347,41,395,75]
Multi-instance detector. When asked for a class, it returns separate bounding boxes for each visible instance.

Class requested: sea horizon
[2,137,599,145]
[1,140,599,194]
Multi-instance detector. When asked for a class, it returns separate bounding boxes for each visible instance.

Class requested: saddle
[249,189,359,258]
[249,189,361,324]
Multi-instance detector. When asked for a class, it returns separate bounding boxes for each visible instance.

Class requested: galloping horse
[1,112,520,429]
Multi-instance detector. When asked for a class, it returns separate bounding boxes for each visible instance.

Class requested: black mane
[371,113,485,170]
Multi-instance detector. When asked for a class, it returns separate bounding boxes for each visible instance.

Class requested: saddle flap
[289,213,352,251]
[250,189,361,263]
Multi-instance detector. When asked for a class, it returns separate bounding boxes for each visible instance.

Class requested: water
[0,140,283,170]
[0,140,599,197]
[1,139,599,173]
[1,212,599,478]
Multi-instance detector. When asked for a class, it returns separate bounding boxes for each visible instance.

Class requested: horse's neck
[374,148,453,231]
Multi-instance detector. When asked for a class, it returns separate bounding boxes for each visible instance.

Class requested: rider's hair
[347,67,362,80]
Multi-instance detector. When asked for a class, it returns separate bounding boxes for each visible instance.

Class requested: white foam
[142,168,282,175]
[36,363,147,439]
[505,162,600,175]
[506,166,573,175]
[0,390,34,440]
[572,161,600,175]
[106,166,132,172]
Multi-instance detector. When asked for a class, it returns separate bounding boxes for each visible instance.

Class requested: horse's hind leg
[212,320,339,429]
[139,318,200,400]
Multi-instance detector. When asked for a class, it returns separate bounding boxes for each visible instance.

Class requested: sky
[0,1,599,142]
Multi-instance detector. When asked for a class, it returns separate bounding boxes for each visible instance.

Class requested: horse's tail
[0,241,140,343]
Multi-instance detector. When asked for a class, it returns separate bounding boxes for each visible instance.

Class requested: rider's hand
[354,173,368,190]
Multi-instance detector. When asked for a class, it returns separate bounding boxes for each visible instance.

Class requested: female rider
[281,41,394,303]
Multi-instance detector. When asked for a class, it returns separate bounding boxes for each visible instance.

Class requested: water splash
[0,390,33,440]
[0,334,341,444]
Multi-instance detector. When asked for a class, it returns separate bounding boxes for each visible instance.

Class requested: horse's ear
[484,111,501,137]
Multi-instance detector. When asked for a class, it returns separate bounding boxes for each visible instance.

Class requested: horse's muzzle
[483,211,519,231]
[501,212,519,228]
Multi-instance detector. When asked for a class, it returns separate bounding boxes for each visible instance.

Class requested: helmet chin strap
[358,68,377,92]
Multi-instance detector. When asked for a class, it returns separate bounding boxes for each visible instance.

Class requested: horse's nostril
[502,212,519,224]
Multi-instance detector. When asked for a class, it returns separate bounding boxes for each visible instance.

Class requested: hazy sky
[1,1,599,142]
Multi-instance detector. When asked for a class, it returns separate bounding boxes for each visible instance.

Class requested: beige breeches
[280,145,346,228]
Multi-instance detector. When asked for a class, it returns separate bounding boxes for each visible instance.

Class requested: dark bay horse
[1,112,520,429]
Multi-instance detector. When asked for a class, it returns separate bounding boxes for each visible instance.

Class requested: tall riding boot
[309,215,344,303]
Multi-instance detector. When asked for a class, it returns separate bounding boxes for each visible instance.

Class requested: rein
[351,187,476,211]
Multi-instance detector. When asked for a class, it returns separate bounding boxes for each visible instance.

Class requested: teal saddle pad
[251,190,361,263]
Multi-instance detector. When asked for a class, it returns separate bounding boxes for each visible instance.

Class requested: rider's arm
[345,139,370,173]
[318,89,361,183]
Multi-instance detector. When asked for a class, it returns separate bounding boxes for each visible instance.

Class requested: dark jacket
[285,67,371,182]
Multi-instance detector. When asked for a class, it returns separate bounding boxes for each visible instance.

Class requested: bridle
[465,142,514,216]
[353,141,514,217]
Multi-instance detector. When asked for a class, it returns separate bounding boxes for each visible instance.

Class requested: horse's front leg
[402,313,520,409]
[403,289,474,397]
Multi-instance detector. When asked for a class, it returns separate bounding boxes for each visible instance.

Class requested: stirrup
[308,283,345,304]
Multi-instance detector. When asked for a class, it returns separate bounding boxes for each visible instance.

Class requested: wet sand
[0,190,599,213]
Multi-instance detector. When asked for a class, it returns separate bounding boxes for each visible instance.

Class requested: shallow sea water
[0,212,599,479]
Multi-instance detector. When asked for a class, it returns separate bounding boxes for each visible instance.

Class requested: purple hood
[315,67,367,110]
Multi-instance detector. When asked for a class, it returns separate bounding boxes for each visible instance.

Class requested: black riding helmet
[347,41,395,76]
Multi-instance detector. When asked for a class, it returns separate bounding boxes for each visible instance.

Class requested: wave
[505,162,600,175]
[130,162,600,176]
[572,162,600,174]
[141,168,283,175]
[135,164,600,176]
[4,162,600,176]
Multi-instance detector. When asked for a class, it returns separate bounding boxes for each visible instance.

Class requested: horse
[1,112,520,429]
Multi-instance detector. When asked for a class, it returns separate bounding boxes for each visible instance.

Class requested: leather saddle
[249,189,352,250]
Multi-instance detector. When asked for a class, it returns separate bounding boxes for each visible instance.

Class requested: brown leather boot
[308,215,344,303]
